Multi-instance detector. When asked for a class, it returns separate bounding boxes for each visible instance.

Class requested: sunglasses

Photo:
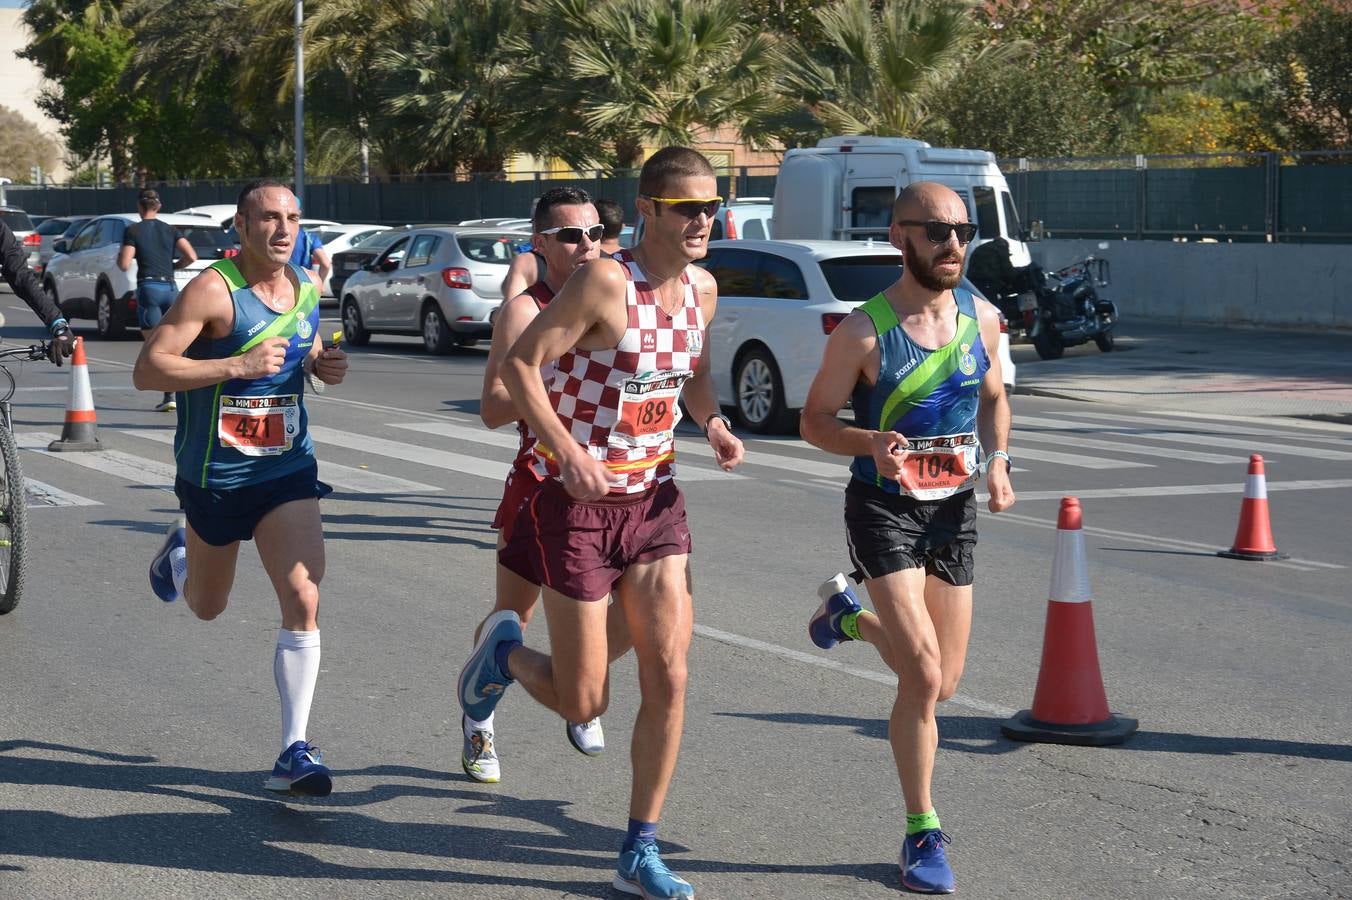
[539,224,604,244]
[896,219,978,245]
[642,196,723,219]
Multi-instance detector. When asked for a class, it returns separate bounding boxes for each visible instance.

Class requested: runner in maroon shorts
[466,187,632,783]
[456,147,743,899]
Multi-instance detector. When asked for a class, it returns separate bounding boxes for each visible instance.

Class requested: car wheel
[1031,329,1064,361]
[733,346,793,434]
[1094,330,1114,352]
[95,284,125,339]
[421,302,454,355]
[341,297,370,346]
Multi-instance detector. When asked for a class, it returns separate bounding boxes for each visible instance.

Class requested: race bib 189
[896,432,979,500]
[218,394,300,456]
[612,370,692,448]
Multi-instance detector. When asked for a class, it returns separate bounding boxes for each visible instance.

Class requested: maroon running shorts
[492,461,543,543]
[498,477,691,601]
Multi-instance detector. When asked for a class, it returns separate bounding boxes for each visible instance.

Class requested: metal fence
[6,153,1349,243]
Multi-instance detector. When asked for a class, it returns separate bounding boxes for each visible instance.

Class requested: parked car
[307,223,389,298]
[329,226,416,299]
[174,204,338,233]
[43,213,235,338]
[340,226,519,354]
[32,215,94,276]
[711,197,774,241]
[1,206,39,271]
[458,217,532,231]
[695,239,1015,433]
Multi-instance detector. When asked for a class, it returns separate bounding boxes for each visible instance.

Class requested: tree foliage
[0,107,63,183]
[1261,1,1352,150]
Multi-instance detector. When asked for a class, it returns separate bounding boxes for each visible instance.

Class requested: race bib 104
[896,432,979,500]
[612,370,692,448]
[218,394,300,456]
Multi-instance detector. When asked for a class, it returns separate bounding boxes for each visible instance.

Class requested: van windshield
[973,186,1000,240]
[820,256,903,302]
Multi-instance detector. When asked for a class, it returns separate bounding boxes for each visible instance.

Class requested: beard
[904,235,964,292]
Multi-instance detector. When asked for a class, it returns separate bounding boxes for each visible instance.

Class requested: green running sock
[839,610,863,642]
[906,810,941,835]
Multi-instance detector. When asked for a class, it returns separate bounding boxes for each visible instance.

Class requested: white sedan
[308,224,389,297]
[695,239,1015,434]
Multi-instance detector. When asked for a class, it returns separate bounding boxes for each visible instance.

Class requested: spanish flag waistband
[533,442,676,472]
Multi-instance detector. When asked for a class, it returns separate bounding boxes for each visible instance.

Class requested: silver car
[339,226,519,353]
[32,215,93,276]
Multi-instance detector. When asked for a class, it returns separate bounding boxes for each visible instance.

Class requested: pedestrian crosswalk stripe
[25,478,102,508]
[1133,408,1352,439]
[1007,444,1152,470]
[309,425,511,481]
[18,432,174,489]
[121,430,441,495]
[388,420,747,482]
[676,436,844,478]
[1016,418,1244,464]
[1035,417,1352,461]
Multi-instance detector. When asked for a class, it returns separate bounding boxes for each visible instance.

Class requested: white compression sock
[274,628,321,749]
[464,712,494,739]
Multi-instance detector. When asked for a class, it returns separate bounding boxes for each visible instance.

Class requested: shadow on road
[716,712,1352,762]
[0,740,902,891]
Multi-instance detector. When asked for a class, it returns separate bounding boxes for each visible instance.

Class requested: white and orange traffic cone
[46,336,104,452]
[1002,497,1137,746]
[1218,454,1287,561]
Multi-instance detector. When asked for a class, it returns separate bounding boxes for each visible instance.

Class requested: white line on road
[1061,411,1352,459]
[692,623,1017,718]
[122,430,442,495]
[1137,408,1352,437]
[308,425,510,481]
[1015,421,1244,464]
[992,477,1352,502]
[25,478,102,508]
[17,431,175,490]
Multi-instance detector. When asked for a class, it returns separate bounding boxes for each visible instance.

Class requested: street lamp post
[294,0,305,209]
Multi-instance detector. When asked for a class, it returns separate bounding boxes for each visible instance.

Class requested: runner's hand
[237,337,290,379]
[870,430,909,482]
[48,324,76,367]
[311,345,348,385]
[706,419,744,471]
[559,451,611,502]
[986,462,1016,513]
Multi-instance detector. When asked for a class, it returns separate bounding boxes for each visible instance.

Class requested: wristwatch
[704,412,733,435]
[984,449,1012,474]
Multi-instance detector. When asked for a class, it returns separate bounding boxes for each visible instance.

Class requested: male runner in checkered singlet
[458,147,743,899]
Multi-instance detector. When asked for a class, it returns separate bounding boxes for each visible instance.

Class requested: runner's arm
[679,267,743,469]
[0,222,65,329]
[500,252,537,301]
[117,243,135,272]
[310,246,331,286]
[801,311,892,457]
[133,271,284,391]
[974,299,1015,511]
[173,235,197,269]
[480,292,540,429]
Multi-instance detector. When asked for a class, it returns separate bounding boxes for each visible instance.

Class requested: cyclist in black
[0,220,75,364]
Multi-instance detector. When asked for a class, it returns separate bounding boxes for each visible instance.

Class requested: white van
[772,136,1031,267]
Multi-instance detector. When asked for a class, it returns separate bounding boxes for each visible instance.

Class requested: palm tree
[510,0,785,171]
[781,0,1012,139]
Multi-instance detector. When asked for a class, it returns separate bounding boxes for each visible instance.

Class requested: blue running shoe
[263,740,333,797]
[457,610,521,722]
[900,829,955,894]
[149,516,186,603]
[808,572,862,650]
[613,842,695,899]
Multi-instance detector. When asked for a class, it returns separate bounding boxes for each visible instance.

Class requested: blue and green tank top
[849,288,990,498]
[174,259,320,489]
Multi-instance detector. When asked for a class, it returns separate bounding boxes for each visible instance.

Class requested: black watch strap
[704,412,732,434]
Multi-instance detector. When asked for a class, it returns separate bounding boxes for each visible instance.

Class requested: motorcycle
[1023,257,1118,360]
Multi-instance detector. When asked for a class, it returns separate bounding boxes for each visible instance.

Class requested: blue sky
[1,1,29,8]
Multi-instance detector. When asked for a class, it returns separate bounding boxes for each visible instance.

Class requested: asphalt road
[1,312,1349,899]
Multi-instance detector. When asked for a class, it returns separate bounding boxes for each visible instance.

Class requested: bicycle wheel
[0,425,29,614]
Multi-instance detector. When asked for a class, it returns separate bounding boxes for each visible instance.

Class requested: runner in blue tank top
[133,178,350,798]
[800,183,1015,894]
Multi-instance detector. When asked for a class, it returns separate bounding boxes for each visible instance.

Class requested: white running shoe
[566,718,604,756]
[461,715,501,783]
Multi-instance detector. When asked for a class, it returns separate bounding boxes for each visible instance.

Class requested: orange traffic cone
[47,336,104,452]
[1002,497,1137,746]
[1218,454,1287,561]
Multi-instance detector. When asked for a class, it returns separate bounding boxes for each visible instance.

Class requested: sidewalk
[1011,320,1352,423]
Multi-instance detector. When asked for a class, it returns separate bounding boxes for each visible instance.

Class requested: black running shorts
[843,479,977,586]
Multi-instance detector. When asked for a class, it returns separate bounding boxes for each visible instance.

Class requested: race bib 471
[218,394,300,456]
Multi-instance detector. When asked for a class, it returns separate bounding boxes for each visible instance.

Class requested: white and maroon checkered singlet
[534,250,705,495]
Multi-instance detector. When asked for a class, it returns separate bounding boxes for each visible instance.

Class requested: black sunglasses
[539,224,605,244]
[642,196,723,219]
[896,220,978,245]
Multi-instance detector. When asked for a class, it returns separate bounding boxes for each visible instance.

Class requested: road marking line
[990,510,1342,571]
[1015,422,1244,464]
[1137,408,1352,437]
[17,431,174,490]
[977,477,1352,502]
[692,623,1016,718]
[121,430,441,495]
[25,478,102,508]
[1065,411,1352,456]
[308,425,509,481]
[1008,444,1152,470]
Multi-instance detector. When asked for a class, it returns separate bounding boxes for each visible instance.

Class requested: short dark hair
[137,189,161,209]
[595,199,624,239]
[533,186,593,232]
[236,178,291,214]
[638,147,716,197]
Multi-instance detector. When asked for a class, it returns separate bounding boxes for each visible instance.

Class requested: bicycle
[0,341,57,614]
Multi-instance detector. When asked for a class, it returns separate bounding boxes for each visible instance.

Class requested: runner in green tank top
[800,183,1016,894]
[133,179,350,798]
